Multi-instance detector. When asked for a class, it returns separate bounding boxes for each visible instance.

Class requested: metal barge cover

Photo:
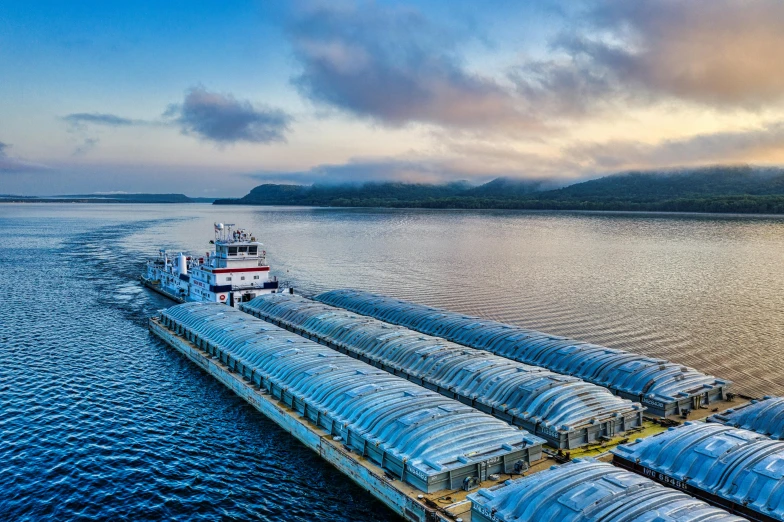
[468,458,744,522]
[708,397,784,439]
[241,293,644,449]
[612,422,784,522]
[154,302,545,520]
[316,289,731,417]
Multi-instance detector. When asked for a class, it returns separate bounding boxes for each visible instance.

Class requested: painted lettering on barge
[474,504,501,522]
[537,426,560,439]
[642,398,665,408]
[641,466,686,490]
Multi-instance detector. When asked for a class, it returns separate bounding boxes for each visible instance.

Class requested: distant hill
[215,165,784,214]
[216,181,474,206]
[463,177,562,197]
[1,193,205,203]
[542,166,784,201]
[60,193,195,203]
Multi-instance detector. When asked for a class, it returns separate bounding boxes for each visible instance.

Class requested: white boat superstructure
[142,223,286,307]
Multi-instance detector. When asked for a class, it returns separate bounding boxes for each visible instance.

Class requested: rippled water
[1,203,783,520]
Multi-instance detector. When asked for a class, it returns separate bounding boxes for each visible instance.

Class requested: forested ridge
[214,166,784,214]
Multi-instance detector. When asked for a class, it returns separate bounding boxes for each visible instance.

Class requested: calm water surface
[1,203,783,520]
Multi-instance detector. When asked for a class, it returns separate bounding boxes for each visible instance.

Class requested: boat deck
[141,276,185,303]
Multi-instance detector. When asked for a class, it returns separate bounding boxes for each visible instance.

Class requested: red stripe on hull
[209,266,270,274]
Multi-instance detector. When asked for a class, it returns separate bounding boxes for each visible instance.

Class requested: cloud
[512,0,784,113]
[589,0,784,108]
[62,112,143,156]
[289,1,537,131]
[248,157,462,185]
[61,113,138,156]
[247,145,581,186]
[568,122,784,171]
[73,137,99,156]
[164,86,292,144]
[0,141,48,173]
[62,113,137,127]
[254,120,784,186]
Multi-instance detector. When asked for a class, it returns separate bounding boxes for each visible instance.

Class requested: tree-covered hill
[214,166,784,214]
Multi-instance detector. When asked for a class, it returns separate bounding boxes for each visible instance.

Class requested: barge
[469,458,744,522]
[141,227,778,521]
[239,293,645,449]
[151,302,546,522]
[611,422,784,521]
[708,396,784,439]
[316,289,732,417]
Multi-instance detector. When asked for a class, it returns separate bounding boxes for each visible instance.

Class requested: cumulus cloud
[289,2,537,131]
[288,0,784,129]
[513,0,784,113]
[590,0,784,108]
[164,86,292,144]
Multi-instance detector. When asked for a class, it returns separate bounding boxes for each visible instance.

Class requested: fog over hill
[215,165,784,214]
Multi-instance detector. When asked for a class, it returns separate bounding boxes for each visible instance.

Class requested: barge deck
[239,293,645,449]
[149,316,551,522]
[316,289,732,417]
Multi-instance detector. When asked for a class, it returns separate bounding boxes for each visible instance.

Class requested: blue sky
[2,0,784,196]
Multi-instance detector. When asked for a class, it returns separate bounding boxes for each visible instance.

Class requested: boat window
[254,275,259,279]
[241,276,245,280]
[226,277,232,282]
[248,246,258,255]
[228,247,238,256]
[238,246,248,254]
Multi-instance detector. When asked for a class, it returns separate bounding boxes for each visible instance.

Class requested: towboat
[141,223,288,307]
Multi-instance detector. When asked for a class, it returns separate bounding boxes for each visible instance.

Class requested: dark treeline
[215,165,784,214]
[1,193,214,204]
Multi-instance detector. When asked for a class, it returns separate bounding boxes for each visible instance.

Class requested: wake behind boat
[141,223,289,307]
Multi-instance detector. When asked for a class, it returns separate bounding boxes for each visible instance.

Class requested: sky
[2,0,784,196]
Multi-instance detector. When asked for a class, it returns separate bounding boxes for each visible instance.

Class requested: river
[1,203,782,520]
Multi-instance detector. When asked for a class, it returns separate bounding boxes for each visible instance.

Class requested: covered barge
[151,302,546,522]
[316,289,731,417]
[469,458,744,522]
[612,422,784,521]
[708,397,784,439]
[240,293,644,449]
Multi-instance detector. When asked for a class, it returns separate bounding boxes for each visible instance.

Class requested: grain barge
[469,458,744,522]
[316,289,732,417]
[611,422,784,521]
[239,293,645,449]
[708,397,784,439]
[151,302,547,522]
[142,227,777,521]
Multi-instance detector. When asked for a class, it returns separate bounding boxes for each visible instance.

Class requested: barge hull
[141,276,185,303]
[149,317,459,522]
